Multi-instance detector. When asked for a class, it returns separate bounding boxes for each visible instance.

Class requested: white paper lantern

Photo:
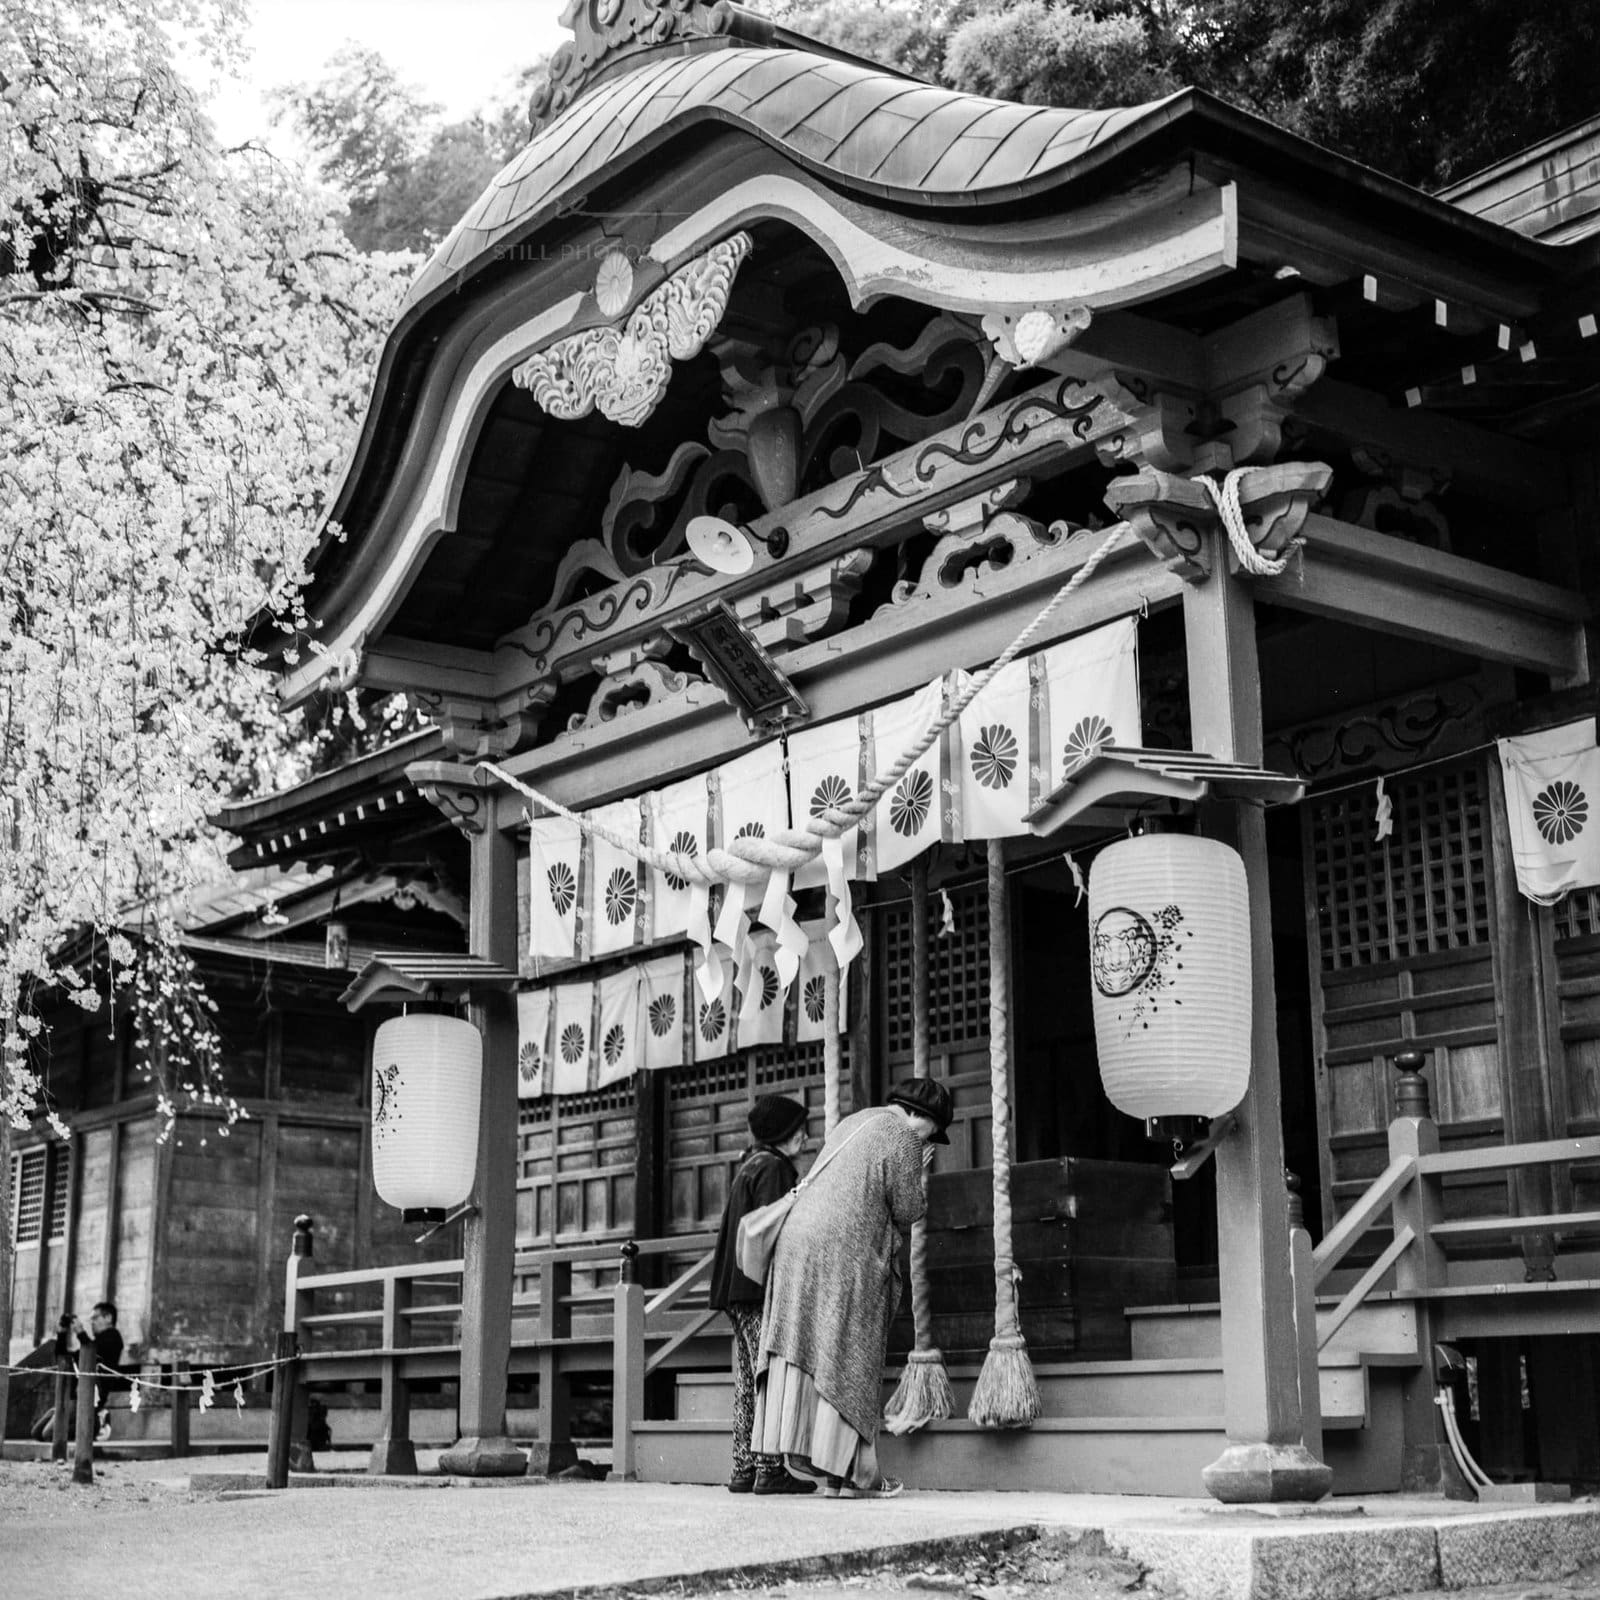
[1087,833,1251,1123]
[370,1015,483,1223]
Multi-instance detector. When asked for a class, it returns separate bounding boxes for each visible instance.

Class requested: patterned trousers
[728,1305,780,1479]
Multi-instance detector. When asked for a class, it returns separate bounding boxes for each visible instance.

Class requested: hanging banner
[528,815,584,961]
[785,716,863,889]
[1037,616,1141,795]
[596,968,642,1089]
[550,980,596,1095]
[795,919,844,1043]
[869,677,951,875]
[711,742,787,976]
[1497,719,1600,904]
[589,799,644,957]
[646,776,709,941]
[691,977,734,1062]
[516,988,553,1099]
[735,926,787,1046]
[953,655,1034,840]
[638,952,688,1071]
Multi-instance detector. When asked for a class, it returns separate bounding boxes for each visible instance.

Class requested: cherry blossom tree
[0,0,416,1370]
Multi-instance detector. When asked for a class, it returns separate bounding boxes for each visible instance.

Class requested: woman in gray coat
[750,1078,953,1498]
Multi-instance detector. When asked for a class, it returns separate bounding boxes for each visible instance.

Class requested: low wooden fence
[265,1221,722,1483]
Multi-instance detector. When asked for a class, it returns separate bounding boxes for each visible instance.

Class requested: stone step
[1125,1298,1422,1360]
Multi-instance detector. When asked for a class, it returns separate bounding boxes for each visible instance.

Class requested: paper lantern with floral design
[370,1015,482,1224]
[1087,834,1251,1124]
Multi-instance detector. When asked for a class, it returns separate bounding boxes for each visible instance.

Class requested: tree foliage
[0,0,414,1136]
[272,43,539,254]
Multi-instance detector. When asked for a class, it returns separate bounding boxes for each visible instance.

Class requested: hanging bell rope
[822,895,842,1135]
[477,525,1128,887]
[968,839,1040,1428]
[884,856,955,1435]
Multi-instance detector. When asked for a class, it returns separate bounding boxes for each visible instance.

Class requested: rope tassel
[884,858,954,1435]
[968,840,1041,1429]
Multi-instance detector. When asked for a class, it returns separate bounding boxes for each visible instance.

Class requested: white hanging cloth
[596,968,642,1089]
[712,742,787,976]
[868,677,951,875]
[795,918,846,1043]
[516,989,553,1099]
[638,952,688,1071]
[589,799,644,957]
[735,926,787,1046]
[528,815,584,961]
[1496,718,1600,904]
[550,980,596,1095]
[691,976,733,1062]
[1036,615,1141,794]
[952,655,1034,840]
[785,715,865,889]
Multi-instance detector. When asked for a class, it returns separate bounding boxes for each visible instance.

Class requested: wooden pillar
[530,1255,577,1475]
[612,1242,645,1482]
[71,1334,96,1484]
[1185,538,1332,1502]
[369,1275,416,1475]
[440,814,527,1477]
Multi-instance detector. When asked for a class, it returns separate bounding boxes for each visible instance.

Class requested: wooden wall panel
[272,1124,362,1275]
[280,1008,366,1105]
[112,1120,159,1347]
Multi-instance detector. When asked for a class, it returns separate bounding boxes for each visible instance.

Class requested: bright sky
[205,0,570,151]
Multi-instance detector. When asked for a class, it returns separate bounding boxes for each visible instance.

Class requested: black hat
[749,1094,808,1146]
[886,1078,953,1144]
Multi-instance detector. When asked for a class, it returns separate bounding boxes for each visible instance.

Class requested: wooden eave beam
[359,638,498,700]
[1269,513,1589,682]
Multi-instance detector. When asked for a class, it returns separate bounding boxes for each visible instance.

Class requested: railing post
[1285,1171,1324,1466]
[51,1342,72,1462]
[527,1253,577,1477]
[1387,1050,1448,1489]
[612,1240,645,1483]
[266,1214,314,1488]
[71,1332,97,1484]
[369,1274,416,1476]
[171,1361,191,1458]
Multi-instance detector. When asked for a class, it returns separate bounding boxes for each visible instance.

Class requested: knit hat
[885,1077,954,1144]
[748,1094,809,1146]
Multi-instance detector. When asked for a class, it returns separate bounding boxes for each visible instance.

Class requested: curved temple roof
[405,46,1179,312]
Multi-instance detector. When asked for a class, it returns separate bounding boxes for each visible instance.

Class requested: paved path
[6,1452,1599,1600]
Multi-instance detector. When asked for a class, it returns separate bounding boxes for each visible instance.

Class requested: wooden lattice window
[1310,762,1490,971]
[11,1149,45,1245]
[882,879,990,1057]
[1554,888,1600,941]
[46,1151,69,1240]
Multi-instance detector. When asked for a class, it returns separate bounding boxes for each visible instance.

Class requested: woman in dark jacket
[708,1094,813,1494]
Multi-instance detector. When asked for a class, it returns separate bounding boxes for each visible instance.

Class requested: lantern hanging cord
[479,523,1130,882]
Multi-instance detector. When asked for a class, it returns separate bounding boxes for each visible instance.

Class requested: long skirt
[749,1353,880,1489]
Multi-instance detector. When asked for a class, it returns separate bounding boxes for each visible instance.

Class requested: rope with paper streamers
[478,524,1128,899]
[883,856,955,1436]
[1199,467,1302,578]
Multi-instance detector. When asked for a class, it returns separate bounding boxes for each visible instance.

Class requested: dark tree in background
[762,0,1600,190]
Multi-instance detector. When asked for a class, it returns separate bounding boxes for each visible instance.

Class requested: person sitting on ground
[750,1077,953,1500]
[707,1093,816,1496]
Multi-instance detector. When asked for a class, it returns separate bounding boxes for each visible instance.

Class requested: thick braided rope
[986,839,1022,1344]
[1201,467,1301,578]
[908,857,935,1349]
[477,524,1128,879]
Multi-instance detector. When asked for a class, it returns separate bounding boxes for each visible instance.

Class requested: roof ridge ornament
[530,0,736,131]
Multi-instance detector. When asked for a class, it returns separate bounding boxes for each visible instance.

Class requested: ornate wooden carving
[568,640,699,731]
[981,304,1093,369]
[513,233,751,427]
[1339,446,1453,550]
[407,762,492,835]
[1102,467,1215,580]
[1266,674,1495,782]
[893,478,1064,605]
[1228,461,1334,567]
[529,0,734,131]
[1092,372,1199,472]
[421,682,555,761]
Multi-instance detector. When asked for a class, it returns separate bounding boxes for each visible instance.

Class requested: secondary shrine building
[242,2,1600,1498]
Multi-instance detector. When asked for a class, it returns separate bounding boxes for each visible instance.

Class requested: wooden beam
[1268,515,1588,682]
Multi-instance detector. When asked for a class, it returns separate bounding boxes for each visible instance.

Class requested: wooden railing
[265,1223,721,1482]
[1303,1053,1600,1354]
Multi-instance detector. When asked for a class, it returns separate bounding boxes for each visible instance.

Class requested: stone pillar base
[523,1439,581,1477]
[438,1435,528,1477]
[1202,1441,1333,1504]
[368,1438,418,1476]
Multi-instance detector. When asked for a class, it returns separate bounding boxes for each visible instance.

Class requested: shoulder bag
[733,1113,885,1283]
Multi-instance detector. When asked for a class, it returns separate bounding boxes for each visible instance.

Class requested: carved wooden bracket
[889,478,1068,606]
[513,232,752,427]
[1102,468,1216,581]
[981,305,1093,370]
[427,682,556,761]
[569,639,699,731]
[732,546,874,653]
[407,762,492,836]
[1092,373,1199,472]
[1228,462,1334,569]
[1340,446,1453,550]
